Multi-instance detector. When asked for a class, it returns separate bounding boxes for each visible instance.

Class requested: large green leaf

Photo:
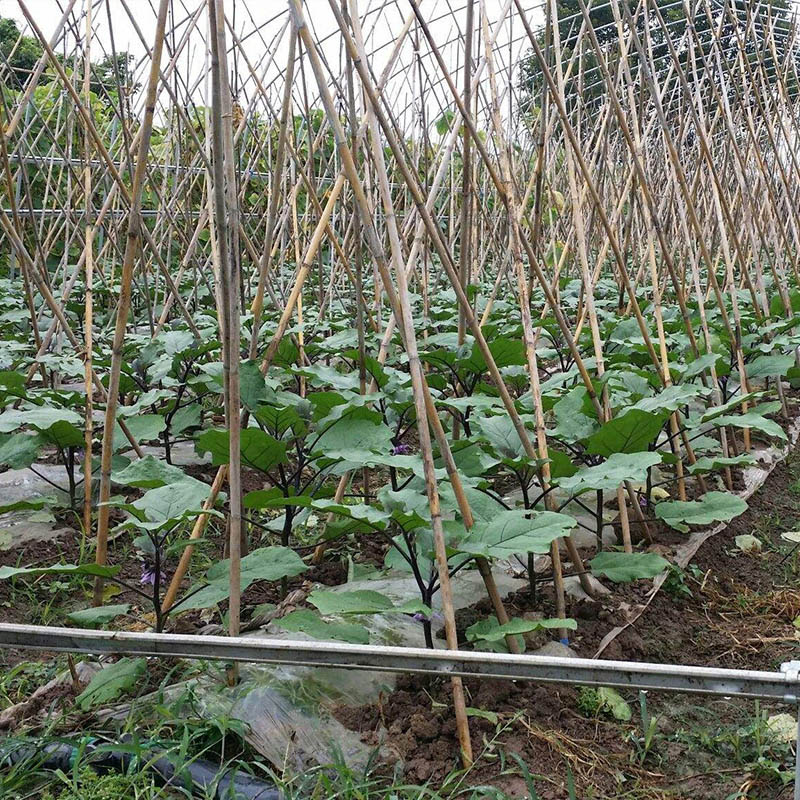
[459,336,526,374]
[474,415,529,461]
[629,385,709,415]
[655,491,748,532]
[120,414,166,444]
[746,354,794,380]
[711,410,787,442]
[42,420,84,449]
[465,615,577,643]
[590,551,669,582]
[680,352,725,381]
[293,363,361,391]
[550,386,598,442]
[697,392,765,424]
[558,452,662,495]
[180,546,307,610]
[0,432,43,468]
[274,609,370,644]
[586,410,665,456]
[170,404,202,436]
[132,479,211,526]
[239,359,268,409]
[196,428,287,472]
[436,439,500,478]
[0,406,82,434]
[457,508,575,559]
[76,657,146,709]
[311,411,393,462]
[112,455,187,489]
[688,454,755,474]
[67,604,130,628]
[0,562,119,580]
[308,589,394,615]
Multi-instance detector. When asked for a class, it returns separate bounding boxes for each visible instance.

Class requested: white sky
[1,0,546,130]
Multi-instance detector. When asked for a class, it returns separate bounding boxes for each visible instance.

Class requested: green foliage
[181,546,307,610]
[655,491,748,533]
[590,551,670,583]
[76,658,146,709]
[577,686,632,721]
[40,768,145,800]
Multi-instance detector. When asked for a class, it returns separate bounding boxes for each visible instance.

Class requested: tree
[89,53,140,101]
[0,17,43,88]
[519,0,799,121]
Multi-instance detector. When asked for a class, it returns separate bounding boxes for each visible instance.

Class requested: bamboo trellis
[2,0,800,766]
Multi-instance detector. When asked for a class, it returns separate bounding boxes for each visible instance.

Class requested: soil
[1,414,799,797]
[332,444,800,799]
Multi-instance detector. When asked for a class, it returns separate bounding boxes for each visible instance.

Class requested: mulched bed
[331,445,800,799]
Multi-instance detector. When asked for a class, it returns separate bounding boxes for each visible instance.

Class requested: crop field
[1,0,800,798]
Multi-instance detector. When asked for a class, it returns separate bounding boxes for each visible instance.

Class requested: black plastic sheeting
[1,736,281,799]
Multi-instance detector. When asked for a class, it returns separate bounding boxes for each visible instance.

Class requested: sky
[1,0,547,130]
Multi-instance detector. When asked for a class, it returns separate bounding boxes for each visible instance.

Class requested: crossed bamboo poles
[2,0,800,766]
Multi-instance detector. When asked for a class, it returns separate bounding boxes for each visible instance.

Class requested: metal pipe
[0,623,798,703]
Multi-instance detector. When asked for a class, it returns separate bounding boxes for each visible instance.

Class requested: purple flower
[412,611,443,624]
[392,443,412,455]
[639,494,648,509]
[140,563,167,586]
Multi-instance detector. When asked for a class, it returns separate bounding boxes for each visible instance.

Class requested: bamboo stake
[93,0,172,606]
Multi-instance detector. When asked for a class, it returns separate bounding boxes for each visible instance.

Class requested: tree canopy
[519,0,799,120]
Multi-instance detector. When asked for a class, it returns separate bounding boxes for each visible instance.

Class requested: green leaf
[112,455,187,489]
[586,410,665,456]
[0,498,54,514]
[76,657,146,709]
[558,452,662,495]
[181,546,307,610]
[436,439,499,478]
[274,609,369,644]
[435,109,455,136]
[655,491,748,532]
[132,479,211,525]
[254,404,307,439]
[697,392,765,424]
[688,454,755,474]
[42,420,84,449]
[311,412,393,462]
[597,687,631,721]
[170,404,202,436]
[550,387,598,442]
[474,415,528,461]
[465,707,499,725]
[0,406,82,434]
[0,562,119,580]
[308,589,394,615]
[629,385,709,415]
[457,509,575,559]
[590,551,669,582]
[680,352,725,381]
[67,604,130,628]
[0,432,43,468]
[394,599,433,617]
[466,615,576,642]
[459,337,526,374]
[712,410,787,442]
[293,363,361,391]
[120,414,166,444]
[196,428,287,472]
[746,354,795,380]
[239,359,268,409]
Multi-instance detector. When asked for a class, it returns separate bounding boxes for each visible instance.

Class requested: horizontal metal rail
[0,623,797,703]
[2,623,799,797]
